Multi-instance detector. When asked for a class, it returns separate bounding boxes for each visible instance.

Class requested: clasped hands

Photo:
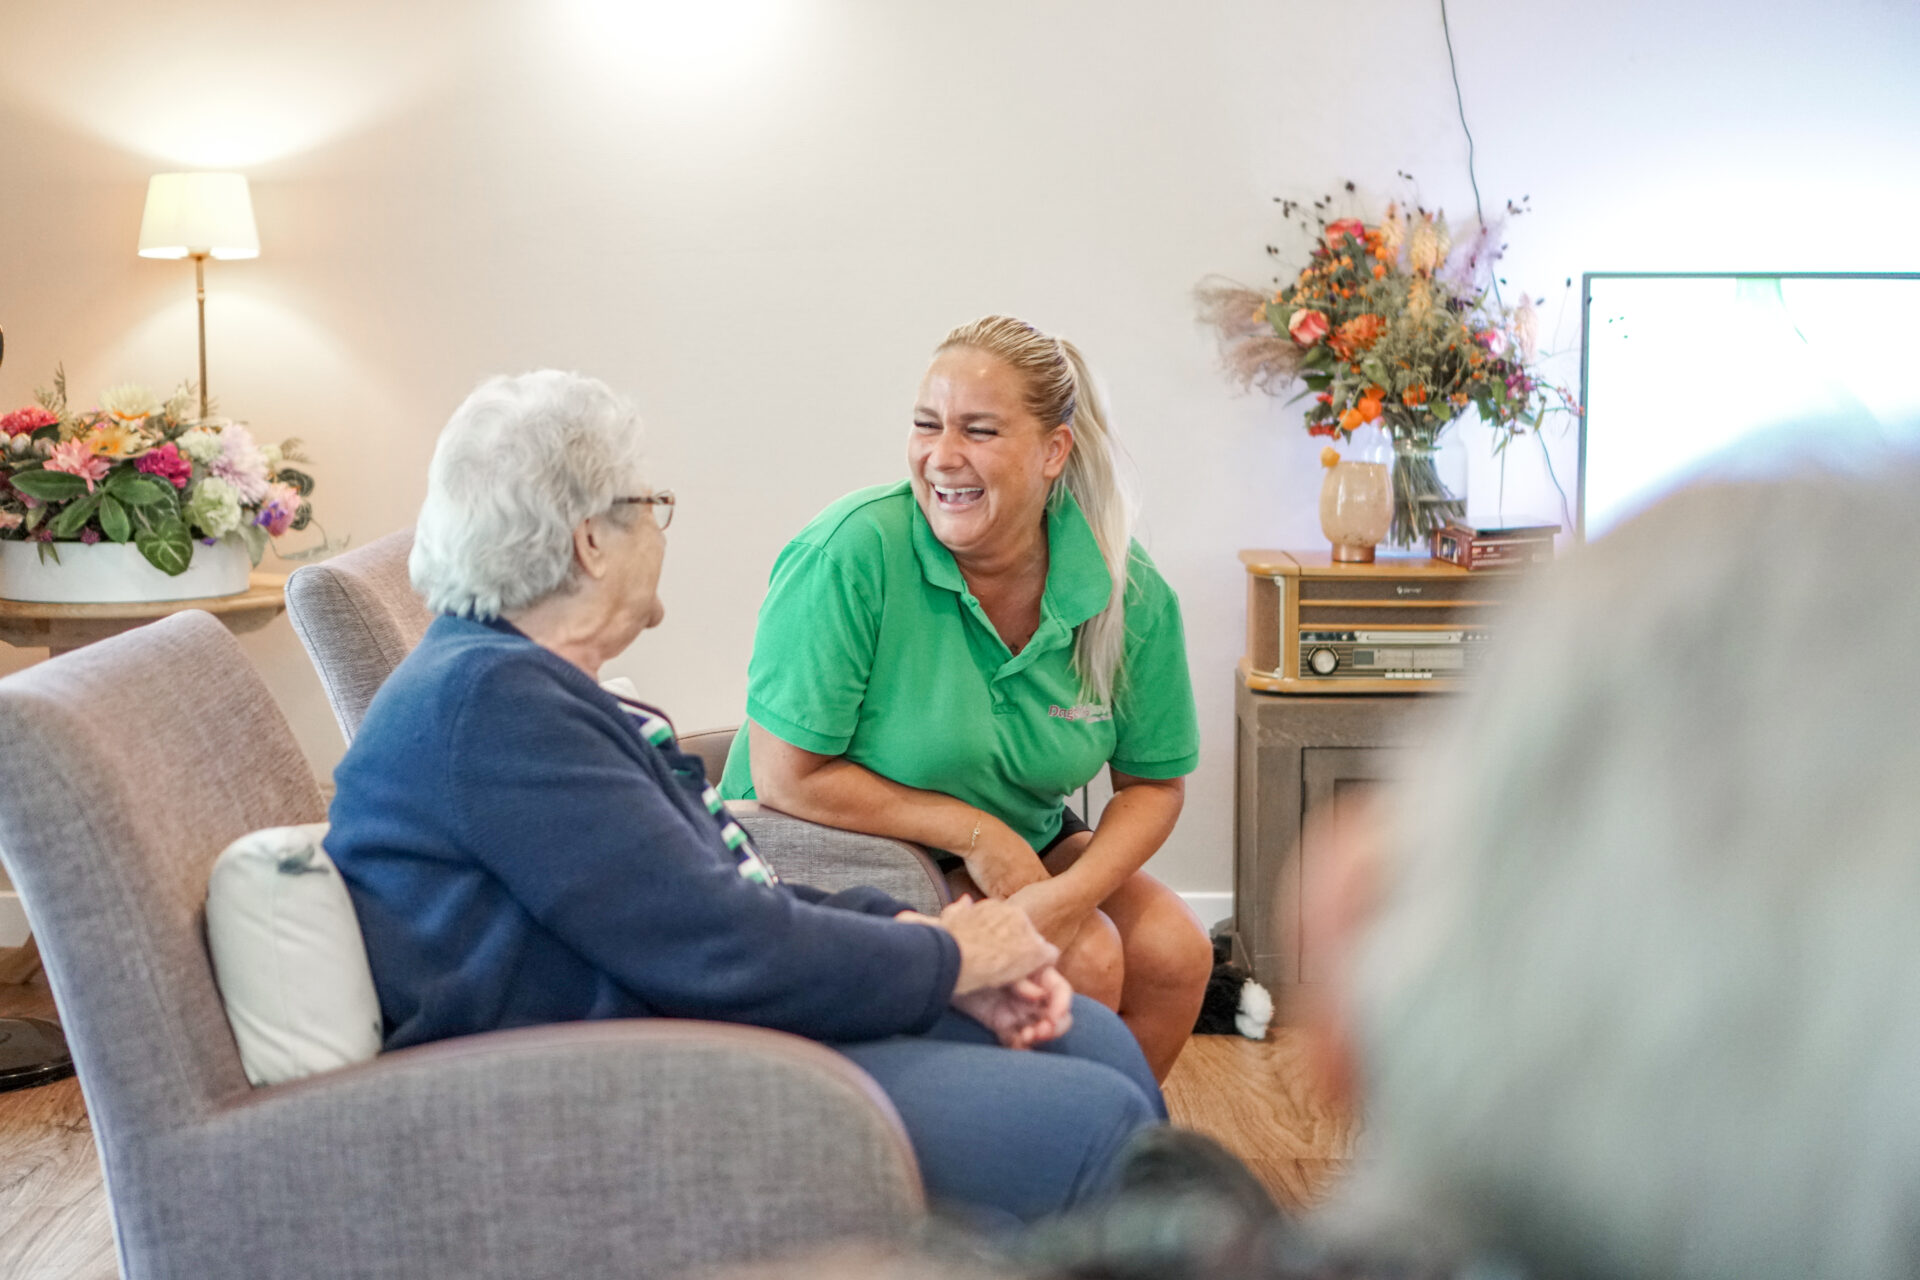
[898,895,1073,1050]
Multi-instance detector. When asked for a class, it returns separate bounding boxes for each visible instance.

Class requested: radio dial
[1307,647,1339,676]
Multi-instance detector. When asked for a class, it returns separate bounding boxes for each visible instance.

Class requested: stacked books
[1431,519,1560,570]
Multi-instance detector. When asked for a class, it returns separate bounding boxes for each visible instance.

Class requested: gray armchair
[286,528,949,913]
[0,612,924,1280]
[284,528,431,746]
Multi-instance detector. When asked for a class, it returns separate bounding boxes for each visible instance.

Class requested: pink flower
[44,439,112,491]
[1288,308,1331,347]
[254,481,302,537]
[1324,218,1366,249]
[80,526,102,544]
[1,406,58,437]
[211,423,270,503]
[135,442,193,489]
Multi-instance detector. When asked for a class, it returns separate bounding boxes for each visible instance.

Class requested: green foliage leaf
[48,494,100,539]
[9,469,88,501]
[135,517,194,576]
[1299,346,1330,370]
[237,523,268,566]
[105,471,171,506]
[98,494,132,543]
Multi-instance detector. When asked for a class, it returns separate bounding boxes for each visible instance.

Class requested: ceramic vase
[0,538,250,603]
[1320,426,1393,562]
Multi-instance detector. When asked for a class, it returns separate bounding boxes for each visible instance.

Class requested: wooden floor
[0,973,116,1280]
[0,970,1353,1279]
[1161,1024,1355,1210]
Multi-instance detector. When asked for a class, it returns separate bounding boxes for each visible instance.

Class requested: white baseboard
[1178,891,1234,932]
[0,889,28,949]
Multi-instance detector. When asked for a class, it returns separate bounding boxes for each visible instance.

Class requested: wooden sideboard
[1231,680,1447,1019]
[1229,548,1523,1020]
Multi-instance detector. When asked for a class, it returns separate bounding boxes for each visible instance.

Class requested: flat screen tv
[1578,272,1920,539]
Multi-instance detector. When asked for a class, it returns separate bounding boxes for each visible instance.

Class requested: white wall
[2,0,1916,904]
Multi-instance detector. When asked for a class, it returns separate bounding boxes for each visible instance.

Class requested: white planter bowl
[0,538,251,603]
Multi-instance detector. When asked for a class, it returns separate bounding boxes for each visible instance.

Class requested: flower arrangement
[0,368,317,575]
[1199,187,1579,545]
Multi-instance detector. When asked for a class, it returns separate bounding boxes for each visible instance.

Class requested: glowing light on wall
[557,0,795,92]
[0,7,455,167]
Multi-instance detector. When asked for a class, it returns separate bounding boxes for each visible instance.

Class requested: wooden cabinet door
[1298,747,1406,984]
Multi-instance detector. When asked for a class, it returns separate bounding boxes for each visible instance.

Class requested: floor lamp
[137,173,259,422]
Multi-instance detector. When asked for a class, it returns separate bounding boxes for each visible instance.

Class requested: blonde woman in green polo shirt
[721,315,1211,1080]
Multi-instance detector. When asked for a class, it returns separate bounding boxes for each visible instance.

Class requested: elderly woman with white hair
[323,370,1167,1226]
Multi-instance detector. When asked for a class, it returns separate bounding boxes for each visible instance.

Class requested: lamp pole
[193,252,209,421]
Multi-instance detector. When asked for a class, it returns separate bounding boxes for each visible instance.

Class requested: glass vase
[1390,439,1466,549]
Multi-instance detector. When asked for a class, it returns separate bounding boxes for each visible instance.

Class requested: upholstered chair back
[0,611,326,1146]
[285,528,432,744]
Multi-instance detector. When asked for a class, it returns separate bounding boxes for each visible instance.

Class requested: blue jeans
[833,995,1166,1225]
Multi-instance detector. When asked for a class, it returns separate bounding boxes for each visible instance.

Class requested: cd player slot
[1299,578,1516,604]
[1298,604,1494,628]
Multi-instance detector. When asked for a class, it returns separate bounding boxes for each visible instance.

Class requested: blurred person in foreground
[724,460,1920,1278]
[326,371,1165,1227]
[1305,459,1920,1279]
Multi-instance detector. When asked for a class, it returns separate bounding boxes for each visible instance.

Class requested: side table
[0,571,288,658]
[0,572,288,987]
[1229,547,1524,1022]
[1232,677,1447,1019]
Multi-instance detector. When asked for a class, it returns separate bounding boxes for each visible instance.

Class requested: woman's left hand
[1006,876,1093,950]
[953,965,1075,1049]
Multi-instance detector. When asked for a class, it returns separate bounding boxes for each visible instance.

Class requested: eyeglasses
[612,490,675,531]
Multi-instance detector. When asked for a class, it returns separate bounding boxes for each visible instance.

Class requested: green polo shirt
[719,481,1199,851]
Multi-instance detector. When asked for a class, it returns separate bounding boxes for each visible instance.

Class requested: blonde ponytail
[936,317,1137,707]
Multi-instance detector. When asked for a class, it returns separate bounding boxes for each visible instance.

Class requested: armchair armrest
[729,801,952,916]
[134,1020,922,1280]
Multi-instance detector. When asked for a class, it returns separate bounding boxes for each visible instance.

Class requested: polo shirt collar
[906,482,1113,629]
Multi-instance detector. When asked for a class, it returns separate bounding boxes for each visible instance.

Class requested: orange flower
[1320,446,1342,469]
[87,421,141,459]
[1338,407,1363,431]
[1357,394,1383,423]
[1329,314,1386,360]
[1372,263,1386,279]
[1402,384,1429,407]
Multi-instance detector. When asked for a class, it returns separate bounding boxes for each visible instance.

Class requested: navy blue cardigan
[327,614,961,1051]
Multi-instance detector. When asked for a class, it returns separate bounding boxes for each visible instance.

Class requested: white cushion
[206,823,383,1086]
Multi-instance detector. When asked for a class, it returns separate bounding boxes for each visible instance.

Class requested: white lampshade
[137,172,259,260]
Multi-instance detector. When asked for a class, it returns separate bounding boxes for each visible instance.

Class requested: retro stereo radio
[1240,549,1528,693]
